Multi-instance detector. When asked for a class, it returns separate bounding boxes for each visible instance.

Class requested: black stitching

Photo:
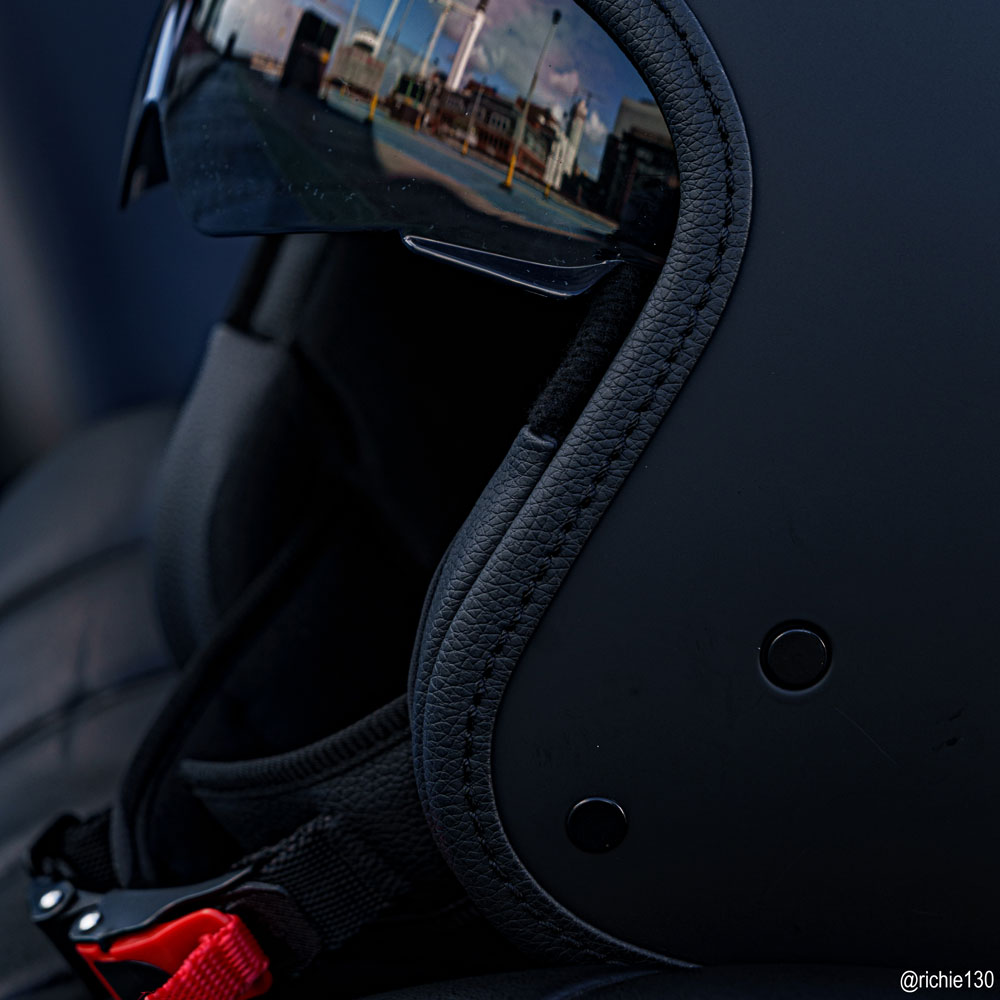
[458,1,739,960]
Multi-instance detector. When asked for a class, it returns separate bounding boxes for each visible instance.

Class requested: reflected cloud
[583,108,607,144]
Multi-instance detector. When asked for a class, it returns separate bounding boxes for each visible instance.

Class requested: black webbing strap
[30,700,460,983]
[182,696,459,971]
[239,814,414,957]
[30,811,116,893]
[30,806,450,983]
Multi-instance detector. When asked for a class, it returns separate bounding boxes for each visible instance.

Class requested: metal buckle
[30,869,272,1000]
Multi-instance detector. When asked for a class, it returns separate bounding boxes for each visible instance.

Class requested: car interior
[1,1,993,998]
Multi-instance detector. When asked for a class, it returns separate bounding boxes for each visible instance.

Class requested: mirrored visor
[129,0,679,293]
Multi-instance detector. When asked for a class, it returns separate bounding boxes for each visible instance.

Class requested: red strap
[146,914,270,1000]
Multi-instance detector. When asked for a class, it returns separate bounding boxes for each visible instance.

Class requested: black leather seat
[0,405,179,997]
[0,405,179,861]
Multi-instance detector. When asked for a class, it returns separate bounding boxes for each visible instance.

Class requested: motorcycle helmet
[26,0,999,996]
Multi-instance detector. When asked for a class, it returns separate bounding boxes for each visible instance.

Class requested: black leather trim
[411,0,751,965]
[410,427,558,818]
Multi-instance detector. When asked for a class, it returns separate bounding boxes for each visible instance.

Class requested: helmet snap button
[567,798,628,852]
[761,625,830,691]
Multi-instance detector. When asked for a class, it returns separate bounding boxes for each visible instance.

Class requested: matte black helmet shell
[412,0,1000,967]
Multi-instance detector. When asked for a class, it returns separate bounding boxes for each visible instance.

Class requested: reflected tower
[566,97,587,174]
[446,0,489,91]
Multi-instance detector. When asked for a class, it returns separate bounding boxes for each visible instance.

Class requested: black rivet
[566,797,628,853]
[761,624,830,691]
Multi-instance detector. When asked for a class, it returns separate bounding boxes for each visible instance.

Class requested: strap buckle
[30,871,272,1000]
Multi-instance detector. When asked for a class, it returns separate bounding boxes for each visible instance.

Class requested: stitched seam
[458,2,738,959]
[0,538,144,627]
[415,440,555,802]
[0,665,173,762]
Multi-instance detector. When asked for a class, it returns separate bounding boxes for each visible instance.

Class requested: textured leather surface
[410,427,557,817]
[365,965,902,1000]
[412,0,751,965]
[0,551,169,850]
[0,680,171,1000]
[0,406,174,610]
[0,407,176,864]
[0,408,178,999]
[154,324,311,662]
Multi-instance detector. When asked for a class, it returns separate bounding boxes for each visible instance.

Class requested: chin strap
[70,906,271,1000]
[28,699,467,999]
[29,809,429,999]
[144,912,270,1000]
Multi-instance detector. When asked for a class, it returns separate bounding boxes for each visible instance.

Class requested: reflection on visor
[138,0,679,293]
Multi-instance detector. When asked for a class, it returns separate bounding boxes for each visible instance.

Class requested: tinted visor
[126,0,678,294]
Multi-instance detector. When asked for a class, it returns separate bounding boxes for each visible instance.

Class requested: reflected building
[594,97,678,246]
[391,77,563,186]
[609,97,672,149]
[383,79,676,234]
[281,11,338,94]
[227,5,340,94]
[327,28,386,97]
[543,99,587,192]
